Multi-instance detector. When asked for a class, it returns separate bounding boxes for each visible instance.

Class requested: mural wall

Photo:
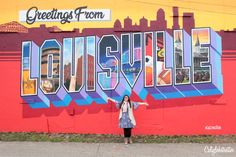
[0,1,235,135]
[20,28,223,108]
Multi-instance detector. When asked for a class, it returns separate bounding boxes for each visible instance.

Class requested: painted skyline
[1,0,236,31]
[0,5,235,54]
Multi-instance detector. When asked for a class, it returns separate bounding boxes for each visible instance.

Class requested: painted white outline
[47,54,53,79]
[75,37,85,91]
[191,28,212,84]
[62,37,84,93]
[97,34,119,91]
[21,41,38,96]
[62,38,73,92]
[86,36,96,92]
[144,32,154,87]
[121,33,142,88]
[173,30,191,85]
[39,39,61,95]
[156,31,172,87]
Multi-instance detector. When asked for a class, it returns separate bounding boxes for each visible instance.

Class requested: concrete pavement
[0,141,235,157]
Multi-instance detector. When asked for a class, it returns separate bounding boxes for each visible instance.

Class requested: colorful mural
[20,27,223,108]
[2,1,236,135]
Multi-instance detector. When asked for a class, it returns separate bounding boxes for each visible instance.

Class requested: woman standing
[108,95,149,145]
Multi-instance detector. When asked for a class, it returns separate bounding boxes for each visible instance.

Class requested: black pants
[123,128,132,137]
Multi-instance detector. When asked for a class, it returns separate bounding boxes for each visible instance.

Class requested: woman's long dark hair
[119,95,131,109]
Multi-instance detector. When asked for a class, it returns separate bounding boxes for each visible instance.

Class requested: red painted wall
[0,50,235,135]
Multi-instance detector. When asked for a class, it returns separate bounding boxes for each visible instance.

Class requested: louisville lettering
[21,28,223,108]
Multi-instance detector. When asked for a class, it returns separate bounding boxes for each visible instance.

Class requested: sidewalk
[0,141,235,157]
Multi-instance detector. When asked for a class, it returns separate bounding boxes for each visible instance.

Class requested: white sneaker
[128,137,133,144]
[124,138,128,144]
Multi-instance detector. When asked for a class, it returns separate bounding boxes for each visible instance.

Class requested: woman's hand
[107,97,117,103]
[143,102,149,106]
[137,102,149,106]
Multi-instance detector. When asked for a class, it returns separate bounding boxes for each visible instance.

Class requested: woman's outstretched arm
[137,102,149,106]
[107,97,120,109]
[107,97,118,103]
[131,101,149,110]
